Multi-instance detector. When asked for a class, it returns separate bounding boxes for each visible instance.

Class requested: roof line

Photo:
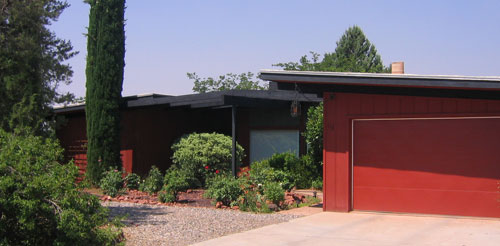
[260,69,500,82]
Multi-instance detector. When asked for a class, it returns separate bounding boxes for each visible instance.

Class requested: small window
[249,130,299,164]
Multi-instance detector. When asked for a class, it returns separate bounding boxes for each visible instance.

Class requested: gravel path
[104,202,301,246]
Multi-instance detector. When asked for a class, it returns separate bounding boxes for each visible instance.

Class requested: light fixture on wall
[290,83,301,117]
[290,100,301,117]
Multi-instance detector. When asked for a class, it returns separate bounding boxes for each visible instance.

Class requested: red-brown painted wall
[56,104,308,177]
[323,92,500,212]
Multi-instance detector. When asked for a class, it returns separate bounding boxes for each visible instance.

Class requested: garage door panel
[353,118,500,218]
[355,166,496,192]
[355,186,497,217]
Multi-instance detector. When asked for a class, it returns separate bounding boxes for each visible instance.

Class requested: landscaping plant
[0,130,123,245]
[100,168,124,197]
[204,173,243,207]
[124,173,141,190]
[171,132,244,186]
[141,166,163,194]
[159,169,191,203]
[264,182,285,207]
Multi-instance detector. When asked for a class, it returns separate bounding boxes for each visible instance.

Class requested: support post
[231,105,237,177]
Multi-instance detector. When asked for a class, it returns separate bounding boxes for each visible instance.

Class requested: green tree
[0,0,77,135]
[187,72,268,93]
[274,25,389,73]
[85,0,126,184]
[274,25,389,181]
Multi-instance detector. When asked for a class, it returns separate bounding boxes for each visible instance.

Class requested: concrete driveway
[193,211,500,246]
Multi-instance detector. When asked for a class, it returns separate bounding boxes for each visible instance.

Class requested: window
[249,130,299,164]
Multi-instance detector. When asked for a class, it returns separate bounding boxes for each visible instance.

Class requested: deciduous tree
[188,72,268,93]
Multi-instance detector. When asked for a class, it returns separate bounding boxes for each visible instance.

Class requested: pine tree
[274,25,388,73]
[321,25,387,72]
[0,0,76,135]
[85,0,126,184]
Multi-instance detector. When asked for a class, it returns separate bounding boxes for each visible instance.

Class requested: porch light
[290,100,301,117]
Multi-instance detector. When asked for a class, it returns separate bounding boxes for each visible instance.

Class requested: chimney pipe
[391,62,404,74]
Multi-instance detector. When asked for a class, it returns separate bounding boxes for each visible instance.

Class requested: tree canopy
[276,25,389,172]
[0,0,77,134]
[85,0,126,184]
[188,72,268,93]
[274,25,389,73]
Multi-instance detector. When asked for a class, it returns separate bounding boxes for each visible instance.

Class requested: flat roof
[260,69,500,90]
[53,89,322,114]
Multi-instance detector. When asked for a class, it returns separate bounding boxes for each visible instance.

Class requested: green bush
[259,152,319,189]
[142,166,163,194]
[124,173,141,190]
[0,130,123,245]
[249,158,295,190]
[303,102,323,169]
[100,169,124,197]
[248,160,274,185]
[162,169,191,202]
[158,190,176,203]
[205,173,242,206]
[311,179,323,190]
[171,132,244,186]
[264,182,285,206]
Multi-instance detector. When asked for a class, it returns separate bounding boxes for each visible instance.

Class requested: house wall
[56,104,309,177]
[323,92,500,212]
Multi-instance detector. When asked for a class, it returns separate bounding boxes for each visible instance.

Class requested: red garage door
[353,117,500,218]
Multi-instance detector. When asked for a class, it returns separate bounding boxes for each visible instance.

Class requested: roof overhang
[260,69,500,91]
[53,90,322,114]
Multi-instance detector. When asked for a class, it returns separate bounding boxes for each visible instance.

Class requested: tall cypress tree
[85,0,126,184]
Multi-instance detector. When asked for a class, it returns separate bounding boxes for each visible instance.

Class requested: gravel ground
[104,201,301,246]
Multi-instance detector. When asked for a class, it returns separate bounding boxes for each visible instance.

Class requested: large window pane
[249,130,299,164]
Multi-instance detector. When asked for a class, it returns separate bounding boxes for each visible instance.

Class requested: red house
[55,90,321,177]
[261,69,500,218]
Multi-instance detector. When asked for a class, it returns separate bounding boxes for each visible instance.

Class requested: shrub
[142,166,163,194]
[303,102,323,168]
[158,190,176,203]
[249,159,295,191]
[264,182,285,206]
[261,152,319,189]
[100,168,124,197]
[124,173,141,190]
[171,132,245,186]
[162,169,191,202]
[312,179,323,190]
[0,130,122,245]
[269,170,295,191]
[248,160,274,185]
[205,173,243,206]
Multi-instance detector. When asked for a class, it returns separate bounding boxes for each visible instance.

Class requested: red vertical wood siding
[323,92,500,212]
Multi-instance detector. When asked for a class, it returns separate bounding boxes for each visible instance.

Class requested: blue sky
[51,0,500,97]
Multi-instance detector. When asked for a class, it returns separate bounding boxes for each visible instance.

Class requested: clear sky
[51,0,500,97]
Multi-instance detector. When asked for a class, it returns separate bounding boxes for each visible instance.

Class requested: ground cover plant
[0,130,123,245]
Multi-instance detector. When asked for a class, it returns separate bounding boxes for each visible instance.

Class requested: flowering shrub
[171,132,244,187]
